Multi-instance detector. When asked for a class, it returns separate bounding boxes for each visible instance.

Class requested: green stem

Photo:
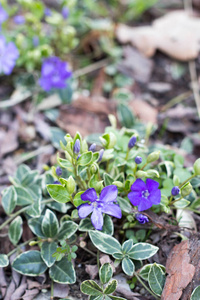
[7,237,36,257]
[51,280,54,300]
[179,174,196,188]
[134,273,160,300]
[140,162,148,171]
[188,207,200,214]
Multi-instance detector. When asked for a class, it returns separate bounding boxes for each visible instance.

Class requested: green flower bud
[108,114,117,128]
[90,163,99,175]
[147,151,160,163]
[94,181,104,194]
[67,176,76,194]
[181,182,193,197]
[29,241,38,246]
[108,132,117,148]
[51,166,57,177]
[112,181,124,188]
[99,132,117,149]
[193,158,200,175]
[146,169,160,178]
[136,170,147,178]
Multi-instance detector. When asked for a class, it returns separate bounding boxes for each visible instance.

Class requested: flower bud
[146,151,160,163]
[67,176,76,194]
[181,182,193,197]
[97,149,104,163]
[29,241,39,246]
[128,136,137,149]
[62,6,69,19]
[135,156,142,164]
[112,181,124,188]
[90,163,99,175]
[136,170,147,178]
[135,213,149,224]
[171,186,180,196]
[73,139,80,154]
[193,158,200,175]
[89,143,96,152]
[56,166,62,177]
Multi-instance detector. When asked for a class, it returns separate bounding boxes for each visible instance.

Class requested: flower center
[142,190,149,198]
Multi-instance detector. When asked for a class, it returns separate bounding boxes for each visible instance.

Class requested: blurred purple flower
[97,149,104,163]
[56,166,62,176]
[13,15,25,25]
[44,8,52,17]
[89,143,96,152]
[39,56,72,91]
[135,213,149,224]
[32,36,39,47]
[171,186,180,196]
[73,139,80,154]
[62,6,69,19]
[78,185,122,230]
[128,136,137,149]
[128,178,161,211]
[0,4,8,24]
[135,156,142,164]
[0,36,19,75]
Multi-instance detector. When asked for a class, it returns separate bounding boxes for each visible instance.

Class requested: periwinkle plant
[1,117,200,299]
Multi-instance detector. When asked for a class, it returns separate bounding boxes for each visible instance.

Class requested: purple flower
[39,56,72,92]
[62,6,69,19]
[73,139,80,154]
[56,166,62,176]
[0,36,19,75]
[78,185,122,230]
[53,181,61,185]
[13,15,25,25]
[89,143,96,152]
[128,178,161,211]
[97,149,104,163]
[44,8,52,17]
[32,36,39,47]
[171,186,180,196]
[0,4,8,24]
[128,136,137,149]
[135,156,142,164]
[135,213,149,224]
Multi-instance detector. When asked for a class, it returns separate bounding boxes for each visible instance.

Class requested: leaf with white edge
[8,216,23,245]
[57,157,73,171]
[41,241,57,267]
[122,257,135,276]
[148,263,165,296]
[122,240,133,253]
[47,184,71,203]
[117,196,132,213]
[42,209,59,238]
[89,231,121,255]
[112,253,124,260]
[49,257,76,283]
[173,199,190,208]
[1,186,17,215]
[25,195,41,217]
[81,280,103,296]
[57,221,78,240]
[79,218,94,231]
[12,251,48,276]
[104,280,117,294]
[89,296,104,300]
[15,186,34,206]
[99,263,113,284]
[21,171,39,187]
[191,285,200,300]
[28,217,46,238]
[109,296,126,300]
[47,201,72,213]
[73,191,85,207]
[139,264,166,281]
[128,243,159,260]
[0,254,9,267]
[102,215,114,235]
[77,151,93,166]
[15,164,30,182]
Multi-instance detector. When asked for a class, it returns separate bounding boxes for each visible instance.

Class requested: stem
[188,207,200,214]
[7,238,36,257]
[51,280,54,300]
[97,249,100,271]
[179,174,196,188]
[134,273,160,300]
[140,162,148,171]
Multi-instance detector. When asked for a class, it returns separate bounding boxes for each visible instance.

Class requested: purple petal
[78,203,93,219]
[130,179,146,192]
[101,203,122,219]
[138,199,153,211]
[146,178,159,192]
[91,208,103,230]
[99,185,118,203]
[148,189,161,205]
[81,188,97,202]
[128,191,142,206]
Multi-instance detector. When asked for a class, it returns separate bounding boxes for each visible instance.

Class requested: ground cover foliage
[1,0,200,300]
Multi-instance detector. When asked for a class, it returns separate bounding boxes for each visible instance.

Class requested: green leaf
[81,280,103,296]
[2,186,17,215]
[47,184,71,203]
[77,151,93,166]
[148,263,165,296]
[104,173,114,186]
[117,196,132,213]
[191,285,200,300]
[28,216,46,238]
[128,243,159,260]
[140,264,166,281]
[102,215,114,235]
[57,221,78,240]
[42,209,59,238]
[15,164,30,182]
[89,231,121,255]
[104,280,117,294]
[15,186,34,206]
[25,194,41,217]
[89,296,104,300]
[57,157,73,171]
[21,171,39,187]
[12,251,48,276]
[73,191,85,207]
[112,252,124,259]
[122,240,133,253]
[8,216,23,245]
[79,218,94,231]
[173,199,190,208]
[117,103,135,128]
[0,254,9,267]
[47,201,72,213]
[50,127,66,149]
[122,257,135,276]
[99,263,113,284]
[41,241,57,267]
[49,257,76,284]
[109,296,126,300]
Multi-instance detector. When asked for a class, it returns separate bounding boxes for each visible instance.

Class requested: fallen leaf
[116,11,200,61]
[54,283,69,298]
[0,129,19,158]
[22,288,40,300]
[129,99,158,124]
[85,264,99,279]
[114,274,140,300]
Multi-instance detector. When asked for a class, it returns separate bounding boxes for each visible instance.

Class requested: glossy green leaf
[128,243,159,260]
[99,263,113,284]
[12,251,48,276]
[109,296,127,300]
[8,216,23,245]
[15,164,30,182]
[104,173,114,186]
[57,221,78,240]
[112,252,124,259]
[122,240,133,253]
[139,264,166,281]
[73,191,85,207]
[173,199,190,208]
[122,257,135,276]
[104,280,117,294]
[2,186,17,215]
[0,254,9,267]
[89,231,121,255]
[117,196,132,213]
[25,195,41,217]
[79,218,94,231]
[41,241,57,267]
[148,263,165,296]
[102,215,114,235]
[81,280,103,296]
[42,209,59,238]
[15,186,34,206]
[117,103,135,128]
[77,151,93,166]
[28,216,46,238]
[49,257,76,283]
[47,184,71,203]
[191,285,200,300]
